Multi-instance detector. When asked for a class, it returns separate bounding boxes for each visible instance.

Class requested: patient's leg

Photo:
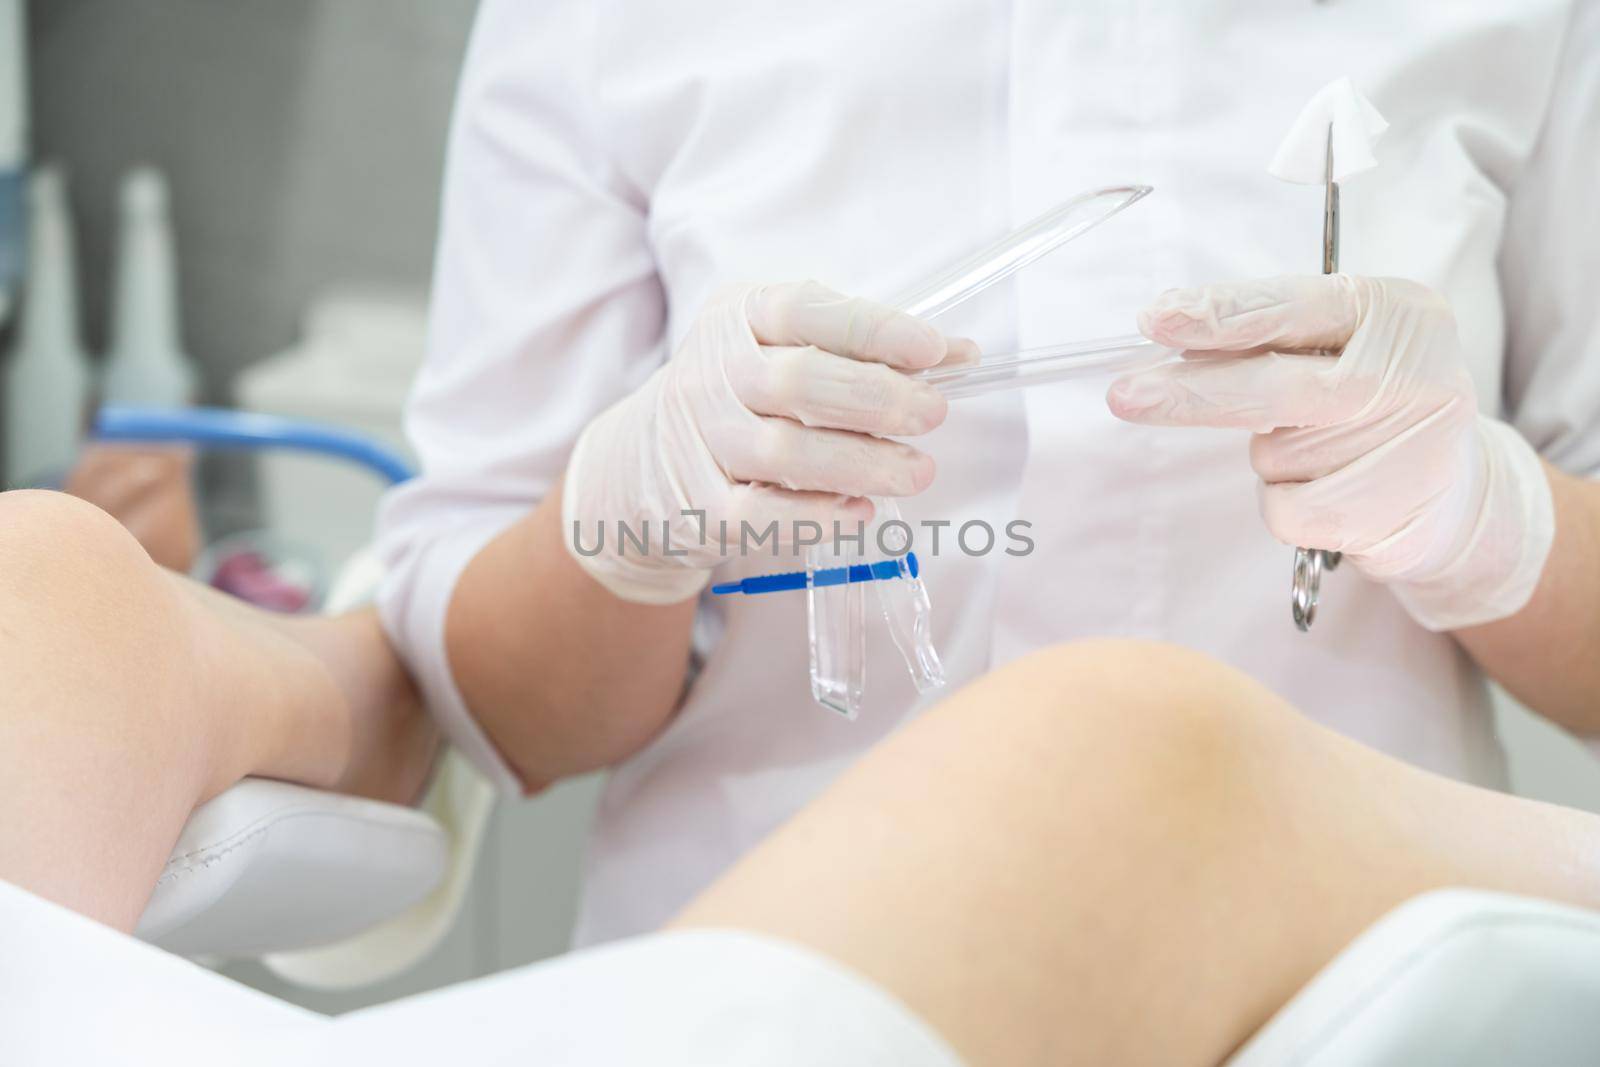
[0,490,435,931]
[676,639,1600,1067]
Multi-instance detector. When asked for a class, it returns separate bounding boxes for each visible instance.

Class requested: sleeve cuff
[375,511,529,795]
[1391,418,1556,632]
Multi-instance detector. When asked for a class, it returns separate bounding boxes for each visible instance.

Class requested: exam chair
[107,408,1600,1061]
[138,764,1600,1063]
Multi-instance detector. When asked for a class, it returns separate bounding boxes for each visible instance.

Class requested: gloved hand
[1107,274,1555,631]
[564,281,963,604]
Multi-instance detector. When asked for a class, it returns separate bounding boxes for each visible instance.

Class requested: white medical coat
[376,0,1600,945]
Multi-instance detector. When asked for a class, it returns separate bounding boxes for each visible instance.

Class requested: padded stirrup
[135,777,448,957]
[1226,889,1600,1066]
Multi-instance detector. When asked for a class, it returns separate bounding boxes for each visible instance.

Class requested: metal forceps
[1290,124,1344,631]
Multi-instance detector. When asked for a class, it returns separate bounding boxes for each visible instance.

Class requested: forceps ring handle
[1291,546,1324,632]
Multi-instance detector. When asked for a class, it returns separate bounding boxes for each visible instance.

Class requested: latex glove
[1107,275,1555,631]
[564,281,961,604]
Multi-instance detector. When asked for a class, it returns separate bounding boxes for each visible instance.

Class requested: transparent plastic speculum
[870,498,944,691]
[806,500,943,718]
[889,185,1150,319]
[806,537,867,718]
[807,184,1160,717]
[915,334,1170,399]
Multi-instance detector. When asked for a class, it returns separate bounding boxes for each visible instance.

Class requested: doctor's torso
[505,0,1577,945]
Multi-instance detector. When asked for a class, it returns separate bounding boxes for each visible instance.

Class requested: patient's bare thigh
[676,639,1600,1067]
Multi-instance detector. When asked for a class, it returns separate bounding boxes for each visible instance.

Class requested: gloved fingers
[1257,475,1435,566]
[745,281,948,370]
[721,416,936,498]
[742,345,948,436]
[1250,398,1473,484]
[1107,351,1369,431]
[1256,479,1350,554]
[1249,412,1401,484]
[932,336,982,369]
[1138,275,1362,354]
[1255,409,1476,567]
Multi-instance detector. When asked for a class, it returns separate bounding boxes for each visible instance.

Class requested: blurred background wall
[28,0,459,391]
[13,0,1600,1018]
[26,0,472,530]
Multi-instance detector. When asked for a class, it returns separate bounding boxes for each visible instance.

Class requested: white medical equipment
[11,870,1598,1065]
[3,167,92,488]
[0,0,24,333]
[1228,889,1600,1065]
[100,167,196,409]
[133,776,449,958]
[808,185,1174,717]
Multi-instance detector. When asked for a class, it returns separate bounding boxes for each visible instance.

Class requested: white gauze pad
[1268,76,1388,185]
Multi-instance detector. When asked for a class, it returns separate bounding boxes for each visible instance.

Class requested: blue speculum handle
[712,552,919,596]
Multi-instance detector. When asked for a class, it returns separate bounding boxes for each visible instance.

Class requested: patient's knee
[0,490,154,592]
[1002,638,1281,724]
[1010,637,1243,688]
[0,489,199,722]
[967,638,1295,791]
[0,489,182,661]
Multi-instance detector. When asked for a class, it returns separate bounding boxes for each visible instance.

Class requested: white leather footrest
[134,778,449,958]
[1226,889,1600,1066]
